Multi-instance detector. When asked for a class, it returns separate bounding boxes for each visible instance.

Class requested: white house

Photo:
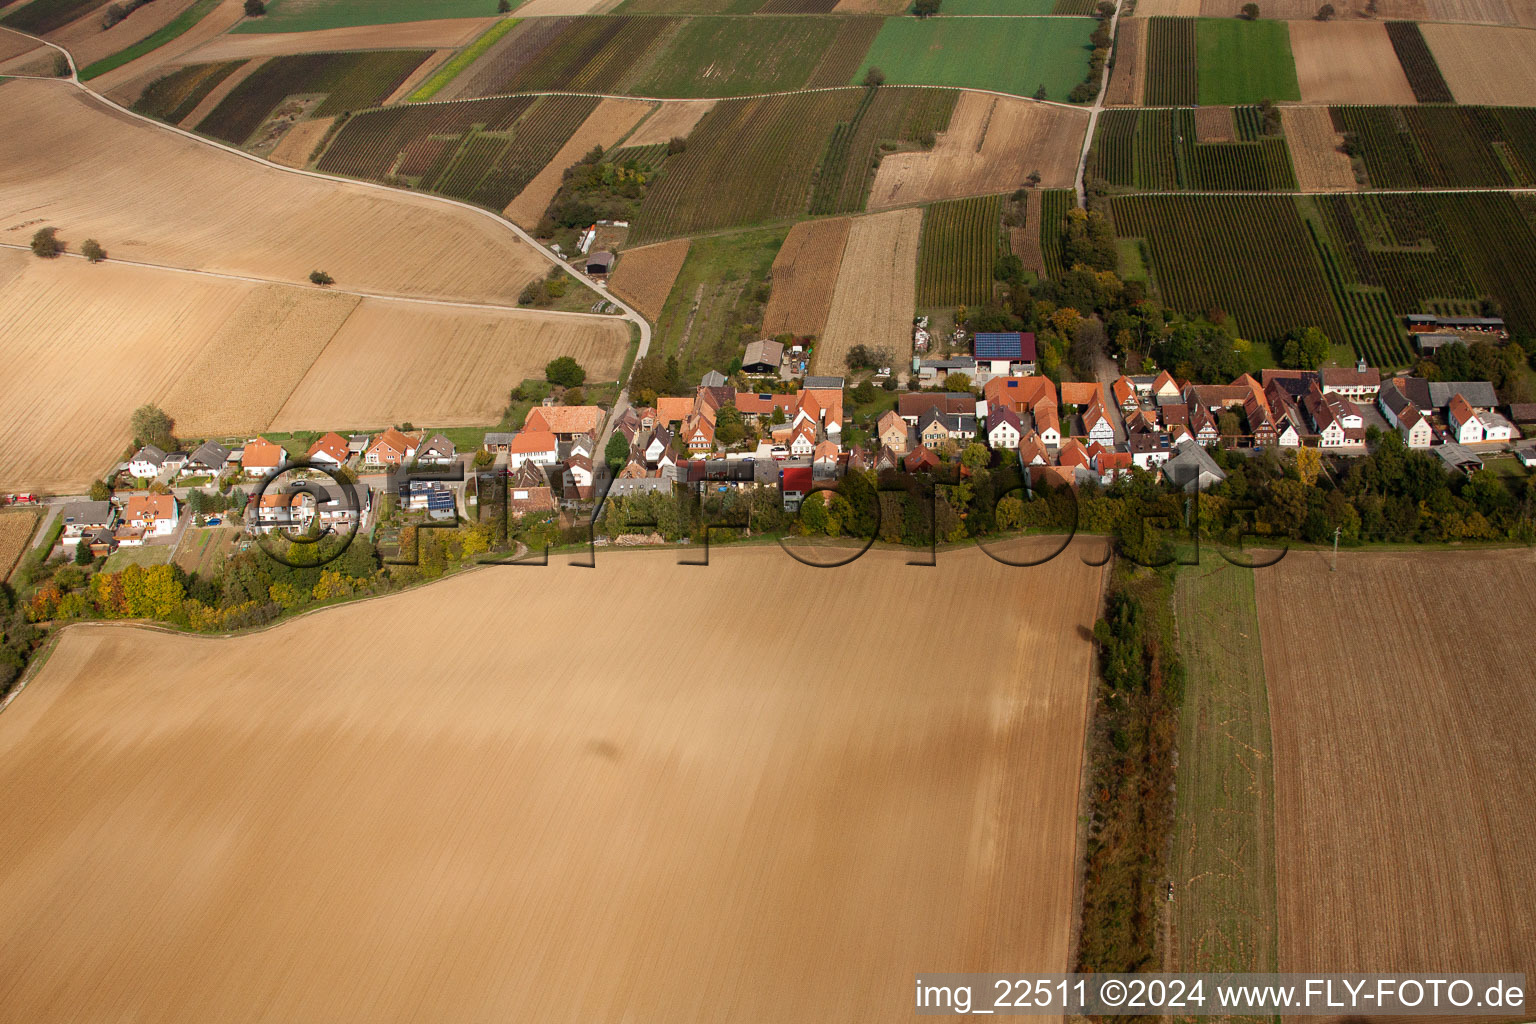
[507,430,559,470]
[988,407,1022,450]
[122,493,177,538]
[1083,401,1115,447]
[127,445,167,480]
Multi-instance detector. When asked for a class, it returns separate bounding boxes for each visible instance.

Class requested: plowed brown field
[608,237,688,321]
[182,17,496,60]
[503,98,655,229]
[1193,105,1235,141]
[1422,22,1536,104]
[868,94,1084,209]
[0,252,249,492]
[1256,549,1536,979]
[0,542,1101,1023]
[267,112,333,166]
[269,303,629,430]
[761,216,851,339]
[1283,105,1356,189]
[0,78,552,305]
[624,98,716,147]
[817,208,919,372]
[159,284,361,436]
[1290,21,1417,103]
[1105,16,1145,106]
[0,25,41,62]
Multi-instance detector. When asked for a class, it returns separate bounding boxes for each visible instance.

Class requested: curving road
[7,30,654,417]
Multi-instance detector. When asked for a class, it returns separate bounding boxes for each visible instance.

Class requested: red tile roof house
[780,464,814,512]
[524,404,606,442]
[241,436,287,479]
[507,430,559,470]
[122,493,178,540]
[363,428,418,468]
[306,432,351,468]
[507,462,555,518]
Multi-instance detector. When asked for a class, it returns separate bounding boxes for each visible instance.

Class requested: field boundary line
[4,35,652,349]
[0,242,630,321]
[1076,0,1124,206]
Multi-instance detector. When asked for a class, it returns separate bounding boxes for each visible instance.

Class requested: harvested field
[270,304,629,430]
[1422,22,1536,104]
[0,26,34,63]
[818,208,919,372]
[1105,15,1145,106]
[514,0,616,14]
[1289,21,1416,104]
[159,284,361,437]
[0,42,49,73]
[623,97,715,147]
[266,111,332,166]
[0,508,38,582]
[183,17,495,59]
[0,252,248,493]
[606,237,688,321]
[503,97,654,228]
[1133,0,1200,13]
[1257,550,1536,979]
[0,79,553,305]
[1192,104,1235,141]
[832,0,907,11]
[868,93,1084,209]
[0,541,1102,1023]
[90,0,244,101]
[761,216,851,339]
[1281,105,1355,189]
[48,0,196,68]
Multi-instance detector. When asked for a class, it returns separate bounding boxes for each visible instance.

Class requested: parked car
[770,446,789,461]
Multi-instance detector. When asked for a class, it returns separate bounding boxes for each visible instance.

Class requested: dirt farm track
[0,544,1103,1023]
[1256,549,1536,980]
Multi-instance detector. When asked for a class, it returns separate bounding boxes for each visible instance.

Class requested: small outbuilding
[585,251,614,276]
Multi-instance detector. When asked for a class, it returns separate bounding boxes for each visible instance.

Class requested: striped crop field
[1090,107,1297,191]
[916,194,1004,307]
[314,94,598,211]
[629,91,862,243]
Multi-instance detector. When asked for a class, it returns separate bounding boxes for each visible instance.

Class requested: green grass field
[79,0,223,79]
[232,0,504,33]
[629,16,847,97]
[852,16,1095,100]
[1196,18,1299,105]
[1170,556,1278,992]
[652,226,787,382]
[615,0,760,13]
[939,0,1056,13]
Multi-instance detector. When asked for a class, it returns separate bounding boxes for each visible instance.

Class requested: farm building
[972,332,1037,377]
[742,340,783,375]
[585,251,614,276]
[1405,313,1506,339]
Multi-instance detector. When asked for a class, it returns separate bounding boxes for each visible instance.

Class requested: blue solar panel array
[973,332,1023,360]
